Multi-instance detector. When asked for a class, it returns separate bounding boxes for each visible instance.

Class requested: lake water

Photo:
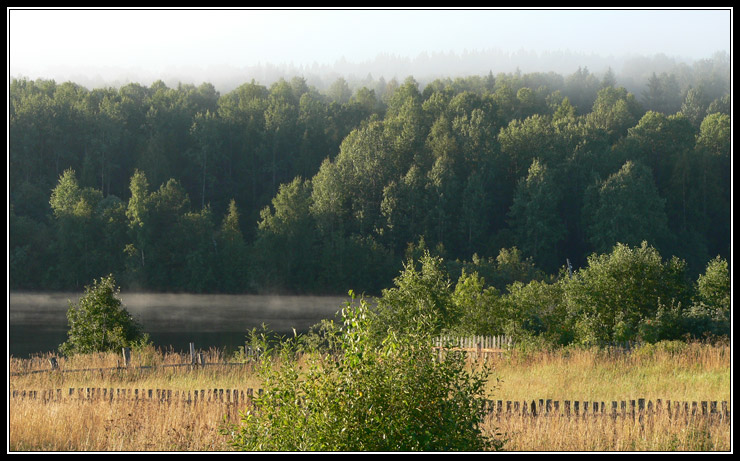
[8,292,350,358]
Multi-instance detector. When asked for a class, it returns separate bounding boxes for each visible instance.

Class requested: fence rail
[8,388,730,422]
[13,338,515,376]
[9,361,252,377]
[9,342,255,376]
[12,337,655,376]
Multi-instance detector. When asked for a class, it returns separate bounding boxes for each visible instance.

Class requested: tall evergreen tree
[507,159,566,272]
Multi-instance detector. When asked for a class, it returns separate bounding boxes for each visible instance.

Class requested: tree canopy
[9,57,731,298]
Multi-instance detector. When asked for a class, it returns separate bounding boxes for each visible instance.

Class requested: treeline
[9,54,731,295]
[370,246,730,346]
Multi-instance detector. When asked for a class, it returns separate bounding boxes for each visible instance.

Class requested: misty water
[8,292,350,358]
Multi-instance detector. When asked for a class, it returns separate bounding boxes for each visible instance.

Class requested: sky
[7,8,732,86]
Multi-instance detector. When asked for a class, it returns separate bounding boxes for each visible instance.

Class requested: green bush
[563,241,691,344]
[222,294,503,452]
[686,256,730,339]
[59,274,148,356]
[636,299,686,343]
[371,251,456,338]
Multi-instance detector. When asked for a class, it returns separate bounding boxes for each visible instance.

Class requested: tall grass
[9,345,261,393]
[9,341,731,452]
[486,340,731,403]
[483,410,730,451]
[9,398,240,451]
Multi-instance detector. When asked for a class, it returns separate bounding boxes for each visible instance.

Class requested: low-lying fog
[9,292,351,358]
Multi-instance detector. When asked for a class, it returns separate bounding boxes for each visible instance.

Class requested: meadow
[8,341,731,452]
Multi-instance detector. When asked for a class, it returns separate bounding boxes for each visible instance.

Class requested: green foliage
[223,296,501,451]
[447,270,507,337]
[583,161,671,255]
[9,59,731,296]
[636,299,687,343]
[372,251,456,337]
[683,256,731,339]
[453,247,545,292]
[505,278,570,344]
[59,274,148,356]
[563,241,691,344]
[507,158,566,271]
[585,85,642,141]
[356,244,724,348]
[253,177,318,292]
[48,169,114,288]
[695,256,730,312]
[217,199,249,293]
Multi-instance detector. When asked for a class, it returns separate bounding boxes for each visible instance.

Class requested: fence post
[122,347,131,367]
[49,357,58,370]
[190,343,196,365]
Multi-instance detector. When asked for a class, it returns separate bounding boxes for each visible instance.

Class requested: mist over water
[8,292,349,358]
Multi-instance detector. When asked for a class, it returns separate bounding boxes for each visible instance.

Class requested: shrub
[371,251,456,337]
[59,274,148,356]
[222,294,502,452]
[503,277,570,345]
[688,256,730,338]
[563,241,691,344]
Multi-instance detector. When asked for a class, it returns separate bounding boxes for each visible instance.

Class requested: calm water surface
[8,292,349,358]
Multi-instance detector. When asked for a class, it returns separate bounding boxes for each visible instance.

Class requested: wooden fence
[433,335,513,362]
[434,335,513,350]
[433,336,643,351]
[8,388,730,422]
[9,337,655,377]
[13,338,513,376]
[9,342,255,377]
[483,398,730,422]
[9,387,260,405]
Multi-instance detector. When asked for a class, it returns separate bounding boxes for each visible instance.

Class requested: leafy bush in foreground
[222,294,502,452]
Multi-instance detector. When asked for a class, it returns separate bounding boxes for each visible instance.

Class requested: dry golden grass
[9,397,241,451]
[483,411,731,451]
[9,345,262,393]
[484,341,731,403]
[8,341,732,452]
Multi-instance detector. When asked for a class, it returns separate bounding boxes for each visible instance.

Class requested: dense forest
[9,53,731,302]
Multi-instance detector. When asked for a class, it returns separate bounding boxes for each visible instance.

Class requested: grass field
[8,341,732,452]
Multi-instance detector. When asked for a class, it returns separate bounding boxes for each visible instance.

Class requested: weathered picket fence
[483,398,730,422]
[9,387,260,405]
[8,388,730,423]
[432,336,642,351]
[432,335,513,361]
[434,335,514,351]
